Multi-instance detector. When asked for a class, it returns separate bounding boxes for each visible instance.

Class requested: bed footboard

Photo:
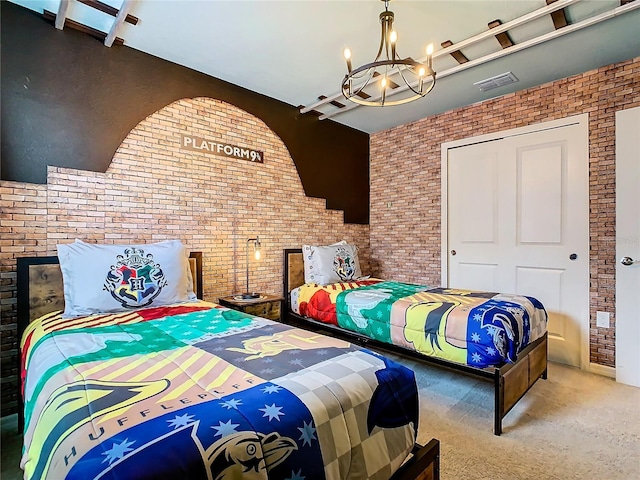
[391,439,440,480]
[495,334,548,435]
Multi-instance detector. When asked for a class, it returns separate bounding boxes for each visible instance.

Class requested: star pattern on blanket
[220,399,242,410]
[297,421,317,447]
[286,469,306,480]
[167,413,196,430]
[212,419,240,437]
[262,385,282,394]
[102,438,135,465]
[259,403,285,422]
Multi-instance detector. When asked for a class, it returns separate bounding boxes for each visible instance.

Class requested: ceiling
[9,0,640,134]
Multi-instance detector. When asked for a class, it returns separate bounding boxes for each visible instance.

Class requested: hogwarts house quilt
[20,302,418,480]
[291,281,548,369]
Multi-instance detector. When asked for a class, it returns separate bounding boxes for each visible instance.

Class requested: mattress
[291,281,547,368]
[21,301,418,480]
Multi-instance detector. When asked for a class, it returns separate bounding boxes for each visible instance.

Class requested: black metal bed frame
[282,248,548,436]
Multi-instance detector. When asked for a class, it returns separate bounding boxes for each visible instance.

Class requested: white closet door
[448,123,588,367]
[616,106,640,387]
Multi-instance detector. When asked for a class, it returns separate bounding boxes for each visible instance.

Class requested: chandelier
[341,0,436,107]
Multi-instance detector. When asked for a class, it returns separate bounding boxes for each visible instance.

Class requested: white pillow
[57,240,197,318]
[302,242,362,285]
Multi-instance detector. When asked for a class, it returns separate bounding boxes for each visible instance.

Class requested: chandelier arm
[373,17,387,62]
[348,69,376,98]
[396,67,425,97]
[384,11,394,62]
[343,59,401,84]
[349,69,377,80]
[383,19,390,62]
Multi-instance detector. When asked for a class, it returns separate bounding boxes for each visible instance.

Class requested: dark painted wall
[0,2,370,224]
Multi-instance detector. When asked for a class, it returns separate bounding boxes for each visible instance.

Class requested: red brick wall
[370,57,640,368]
[0,97,370,416]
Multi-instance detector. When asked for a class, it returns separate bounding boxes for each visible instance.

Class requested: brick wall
[370,57,640,368]
[0,97,370,416]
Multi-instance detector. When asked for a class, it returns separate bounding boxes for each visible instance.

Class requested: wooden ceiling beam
[105,0,134,47]
[488,20,514,48]
[440,40,468,64]
[318,95,345,109]
[546,0,569,29]
[77,0,139,25]
[55,0,70,30]
[297,105,322,117]
[43,10,124,46]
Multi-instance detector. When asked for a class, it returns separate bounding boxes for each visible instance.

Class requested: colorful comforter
[21,302,418,480]
[292,281,548,368]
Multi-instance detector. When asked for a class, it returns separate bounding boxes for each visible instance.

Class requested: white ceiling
[10,0,640,133]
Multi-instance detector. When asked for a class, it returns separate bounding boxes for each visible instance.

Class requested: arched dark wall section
[1,3,370,224]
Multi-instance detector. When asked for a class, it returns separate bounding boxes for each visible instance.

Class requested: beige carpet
[404,359,640,480]
[2,361,639,479]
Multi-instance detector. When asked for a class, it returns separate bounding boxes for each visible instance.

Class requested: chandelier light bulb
[418,66,426,77]
[390,30,397,60]
[344,48,352,72]
[381,76,387,88]
[426,43,434,69]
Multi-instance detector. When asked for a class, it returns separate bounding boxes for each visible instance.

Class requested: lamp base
[238,292,261,300]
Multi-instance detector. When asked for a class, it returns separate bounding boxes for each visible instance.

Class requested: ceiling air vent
[473,72,519,92]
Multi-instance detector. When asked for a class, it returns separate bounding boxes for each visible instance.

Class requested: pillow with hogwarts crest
[302,242,363,285]
[57,239,197,318]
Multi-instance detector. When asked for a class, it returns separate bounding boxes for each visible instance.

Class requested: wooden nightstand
[217,294,284,321]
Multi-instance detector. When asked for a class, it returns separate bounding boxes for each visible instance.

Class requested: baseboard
[589,362,616,378]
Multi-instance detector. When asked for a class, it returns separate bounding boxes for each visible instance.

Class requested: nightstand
[217,294,284,321]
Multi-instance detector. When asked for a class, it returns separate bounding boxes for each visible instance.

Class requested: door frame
[440,113,590,370]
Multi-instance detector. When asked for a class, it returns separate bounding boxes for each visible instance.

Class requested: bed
[16,245,440,480]
[283,248,548,436]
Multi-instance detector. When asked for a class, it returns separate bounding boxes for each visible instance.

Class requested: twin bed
[16,245,439,480]
[282,247,548,436]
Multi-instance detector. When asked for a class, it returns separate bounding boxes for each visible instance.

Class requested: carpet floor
[405,359,640,480]
[2,361,639,479]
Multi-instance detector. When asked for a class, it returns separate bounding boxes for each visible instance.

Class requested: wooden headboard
[16,251,203,335]
[282,248,304,306]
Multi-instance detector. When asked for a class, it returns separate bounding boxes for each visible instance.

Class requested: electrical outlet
[596,311,610,328]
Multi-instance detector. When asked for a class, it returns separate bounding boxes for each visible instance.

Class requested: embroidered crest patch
[333,246,356,281]
[104,248,167,308]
